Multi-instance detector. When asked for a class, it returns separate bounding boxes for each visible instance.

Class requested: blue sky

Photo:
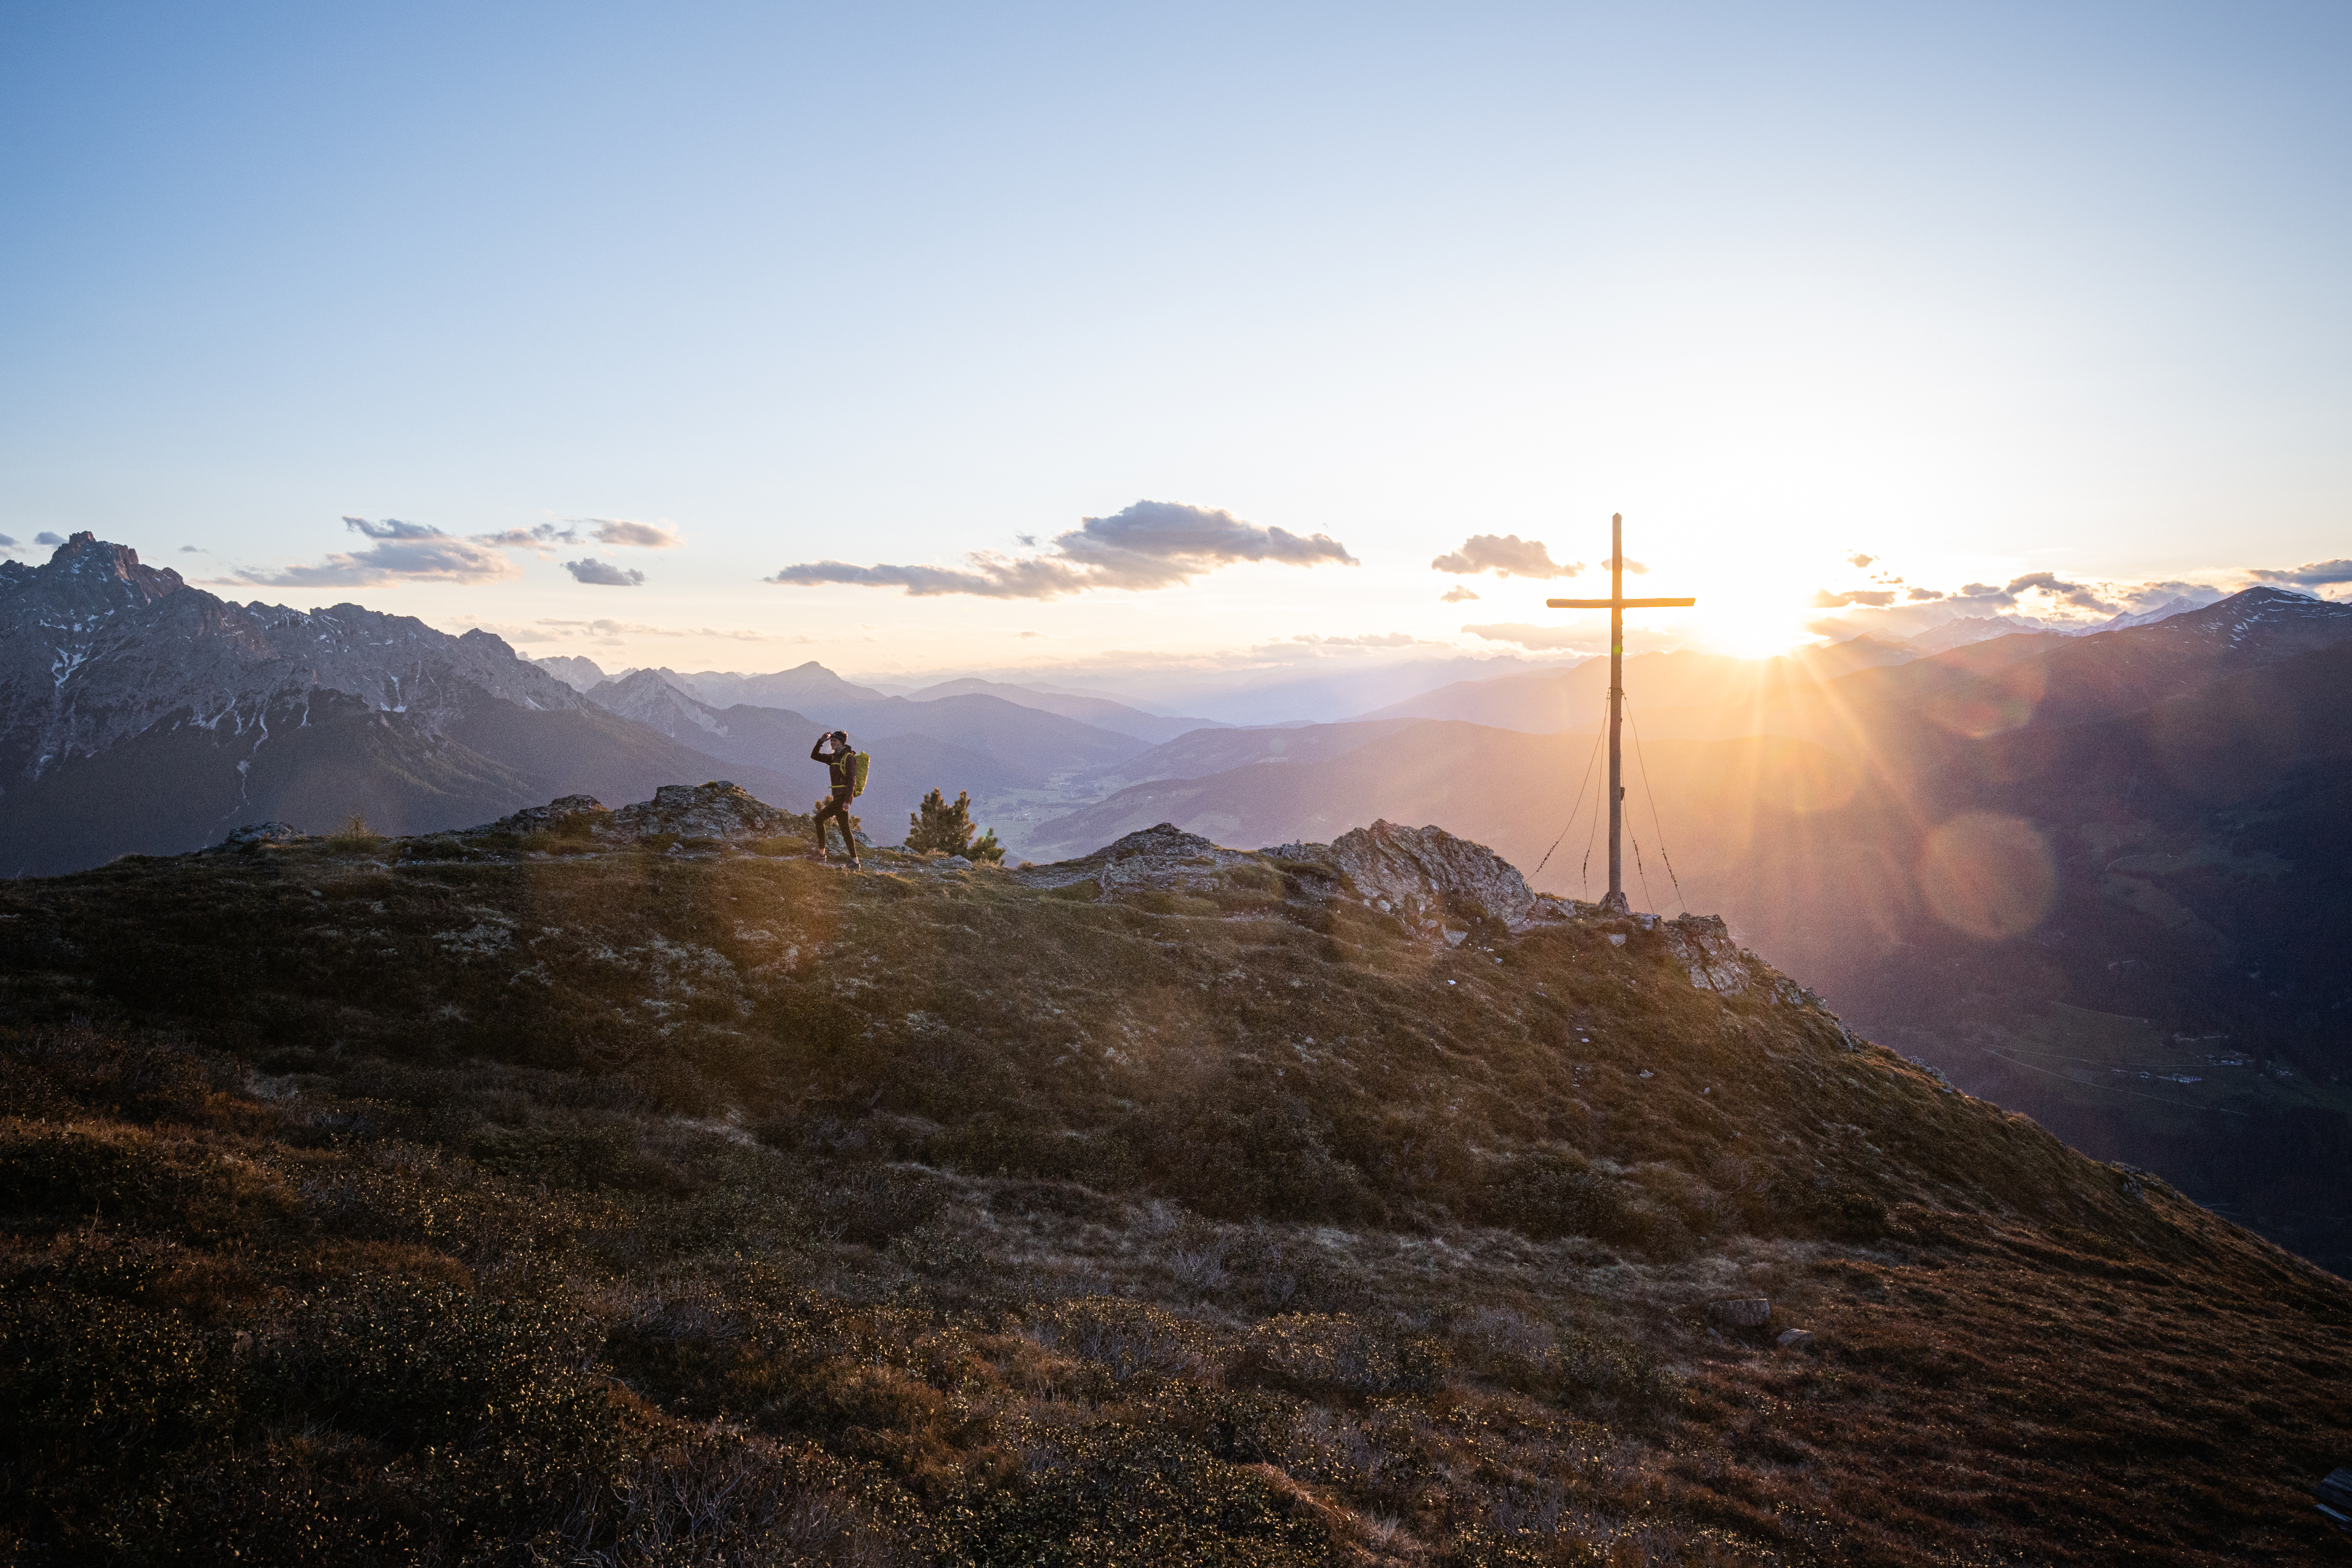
[3,1,2346,684]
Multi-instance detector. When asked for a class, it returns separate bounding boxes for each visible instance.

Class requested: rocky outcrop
[220,821,303,847]
[1661,914,1754,994]
[1015,823,1260,897]
[1019,818,1544,942]
[480,794,611,836]
[1321,819,1537,934]
[610,782,799,842]
[468,782,811,845]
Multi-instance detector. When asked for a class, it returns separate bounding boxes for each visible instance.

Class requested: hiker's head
[832,730,849,746]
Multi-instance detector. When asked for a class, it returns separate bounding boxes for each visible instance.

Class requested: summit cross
[1546,513,1696,915]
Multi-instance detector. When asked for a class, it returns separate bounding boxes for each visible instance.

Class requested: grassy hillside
[2,826,2347,1564]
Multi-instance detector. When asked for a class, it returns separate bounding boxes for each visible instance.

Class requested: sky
[3,1,2348,701]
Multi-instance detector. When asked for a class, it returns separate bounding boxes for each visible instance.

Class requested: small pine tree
[906,788,1004,862]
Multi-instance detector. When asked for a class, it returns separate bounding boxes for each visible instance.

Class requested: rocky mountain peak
[2,531,186,616]
[587,667,730,737]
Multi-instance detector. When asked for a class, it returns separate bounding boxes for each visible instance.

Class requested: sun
[1689,602,1817,660]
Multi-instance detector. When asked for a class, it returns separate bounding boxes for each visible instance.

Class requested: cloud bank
[2249,558,2352,587]
[234,517,522,588]
[769,500,1355,599]
[1430,533,1583,580]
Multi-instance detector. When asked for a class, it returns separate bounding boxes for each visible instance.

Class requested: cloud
[769,499,1356,599]
[1430,534,1583,579]
[472,523,580,550]
[1018,631,1045,639]
[179,544,202,553]
[563,557,647,586]
[1440,586,1481,603]
[232,517,522,588]
[2002,572,2114,611]
[1280,632,1429,649]
[2248,558,2352,587]
[36,532,65,545]
[1846,552,1876,568]
[0,535,16,548]
[1461,622,1600,652]
[588,518,684,549]
[1811,588,1898,608]
[1907,587,1946,602]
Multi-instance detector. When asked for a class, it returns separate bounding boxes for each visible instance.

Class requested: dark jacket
[811,740,858,792]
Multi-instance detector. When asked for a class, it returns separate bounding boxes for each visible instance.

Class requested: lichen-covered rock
[1014,822,1259,897]
[1663,914,1753,994]
[1324,819,1536,933]
[220,821,302,847]
[482,794,610,836]
[609,782,797,842]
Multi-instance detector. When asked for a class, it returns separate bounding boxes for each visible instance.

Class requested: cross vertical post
[1547,513,1696,915]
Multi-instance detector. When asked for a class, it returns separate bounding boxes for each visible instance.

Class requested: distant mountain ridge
[898,676,1225,745]
[0,534,791,873]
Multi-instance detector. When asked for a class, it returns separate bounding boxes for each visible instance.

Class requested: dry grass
[0,839,2345,1563]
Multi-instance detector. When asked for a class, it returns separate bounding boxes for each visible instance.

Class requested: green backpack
[849,751,870,799]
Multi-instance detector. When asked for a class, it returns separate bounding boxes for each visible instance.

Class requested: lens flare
[1917,811,2056,941]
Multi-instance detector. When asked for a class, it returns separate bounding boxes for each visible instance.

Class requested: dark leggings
[815,788,855,854]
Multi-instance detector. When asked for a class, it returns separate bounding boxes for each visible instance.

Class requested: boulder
[610,782,798,842]
[1708,1298,1771,1329]
[1664,914,1753,994]
[1324,819,1536,933]
[221,822,301,847]
[483,794,609,836]
[1014,823,1261,899]
[1775,1328,1816,1350]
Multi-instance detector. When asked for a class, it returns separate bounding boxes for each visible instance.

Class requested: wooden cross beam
[1546,513,1696,915]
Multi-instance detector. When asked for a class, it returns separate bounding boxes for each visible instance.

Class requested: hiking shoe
[847,858,862,871]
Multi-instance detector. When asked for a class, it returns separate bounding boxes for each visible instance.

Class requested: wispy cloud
[769,499,1355,599]
[1430,533,1583,580]
[1846,552,1877,568]
[1440,585,1480,603]
[1460,622,1600,652]
[1811,589,1898,608]
[230,517,522,588]
[1272,632,1433,650]
[472,522,581,550]
[35,532,65,546]
[563,557,647,586]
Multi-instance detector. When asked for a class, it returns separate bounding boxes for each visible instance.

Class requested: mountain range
[0,535,809,874]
